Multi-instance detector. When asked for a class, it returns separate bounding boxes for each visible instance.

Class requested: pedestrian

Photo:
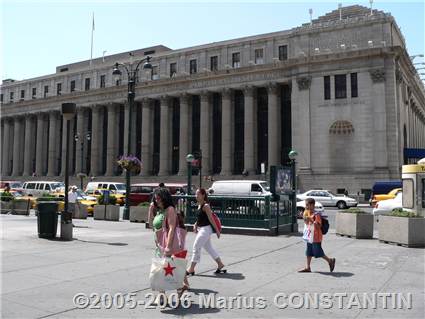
[298,198,335,273]
[147,182,165,229]
[68,185,79,216]
[186,188,226,275]
[154,188,189,299]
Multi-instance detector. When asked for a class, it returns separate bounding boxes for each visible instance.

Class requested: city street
[1,212,423,318]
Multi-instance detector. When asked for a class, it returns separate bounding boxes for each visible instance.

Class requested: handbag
[149,257,188,291]
[211,213,222,234]
[155,208,187,255]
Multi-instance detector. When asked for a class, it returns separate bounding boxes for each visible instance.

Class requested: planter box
[336,212,373,239]
[130,206,149,223]
[93,205,107,220]
[73,203,88,219]
[12,199,31,215]
[378,215,425,248]
[106,205,120,221]
[0,201,13,214]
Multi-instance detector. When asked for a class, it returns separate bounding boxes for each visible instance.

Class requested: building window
[351,73,358,98]
[210,56,218,71]
[115,79,121,86]
[32,88,36,98]
[0,94,3,103]
[57,83,62,95]
[85,78,90,91]
[190,59,197,74]
[335,74,347,99]
[100,75,106,88]
[324,76,331,100]
[70,80,76,92]
[20,89,25,99]
[151,66,159,80]
[232,52,241,68]
[170,63,177,77]
[278,45,288,61]
[44,85,49,98]
[255,48,264,64]
[10,92,14,102]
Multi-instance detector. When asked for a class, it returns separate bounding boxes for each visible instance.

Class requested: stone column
[243,86,255,174]
[140,98,153,176]
[105,104,119,176]
[75,108,86,174]
[268,83,281,167]
[178,94,190,176]
[12,116,24,176]
[90,105,101,176]
[23,114,36,176]
[158,96,171,176]
[221,88,233,175]
[35,113,47,176]
[200,91,212,175]
[47,111,60,176]
[2,118,12,176]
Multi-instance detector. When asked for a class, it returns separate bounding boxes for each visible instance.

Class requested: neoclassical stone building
[1,5,425,193]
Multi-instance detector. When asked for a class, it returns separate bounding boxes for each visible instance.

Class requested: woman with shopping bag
[186,188,226,276]
[149,188,189,297]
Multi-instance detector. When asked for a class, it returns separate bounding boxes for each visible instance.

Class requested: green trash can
[37,202,58,239]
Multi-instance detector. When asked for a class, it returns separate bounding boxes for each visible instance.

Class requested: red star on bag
[163,262,176,276]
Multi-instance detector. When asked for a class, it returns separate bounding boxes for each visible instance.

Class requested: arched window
[329,120,355,135]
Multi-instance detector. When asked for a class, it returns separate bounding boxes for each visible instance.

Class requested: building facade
[1,5,425,193]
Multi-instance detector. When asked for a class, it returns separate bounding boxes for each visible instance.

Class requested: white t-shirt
[68,191,78,203]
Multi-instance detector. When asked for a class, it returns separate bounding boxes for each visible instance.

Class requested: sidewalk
[1,214,424,318]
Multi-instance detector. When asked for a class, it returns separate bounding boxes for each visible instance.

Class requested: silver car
[298,190,358,209]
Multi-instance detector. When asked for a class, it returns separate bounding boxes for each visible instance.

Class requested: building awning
[404,148,425,159]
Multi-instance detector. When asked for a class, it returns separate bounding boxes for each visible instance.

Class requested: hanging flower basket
[117,155,142,174]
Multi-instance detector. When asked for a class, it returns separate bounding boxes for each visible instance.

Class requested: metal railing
[174,194,294,234]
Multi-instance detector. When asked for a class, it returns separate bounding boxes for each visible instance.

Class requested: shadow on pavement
[196,272,245,280]
[187,288,218,295]
[75,239,128,246]
[315,271,354,277]
[161,303,220,315]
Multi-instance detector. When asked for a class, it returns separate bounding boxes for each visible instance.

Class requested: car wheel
[296,207,304,218]
[337,201,347,209]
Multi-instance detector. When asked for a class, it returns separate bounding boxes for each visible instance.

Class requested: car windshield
[115,184,126,190]
[10,182,23,188]
[260,182,270,191]
[327,191,337,196]
[50,183,65,190]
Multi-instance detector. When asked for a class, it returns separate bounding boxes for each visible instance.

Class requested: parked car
[297,190,358,209]
[369,188,402,207]
[372,192,403,218]
[208,180,271,197]
[0,181,23,191]
[85,182,126,195]
[21,181,65,197]
[296,197,324,218]
[129,183,191,206]
[85,188,125,206]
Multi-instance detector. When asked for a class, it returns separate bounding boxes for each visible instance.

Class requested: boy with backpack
[298,198,335,273]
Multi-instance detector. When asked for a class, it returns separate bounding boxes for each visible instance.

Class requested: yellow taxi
[370,188,402,207]
[85,189,125,206]
[51,189,98,215]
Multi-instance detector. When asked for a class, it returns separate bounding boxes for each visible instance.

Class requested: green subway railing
[173,194,293,231]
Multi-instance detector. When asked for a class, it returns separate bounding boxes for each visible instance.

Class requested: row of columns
[1,84,284,177]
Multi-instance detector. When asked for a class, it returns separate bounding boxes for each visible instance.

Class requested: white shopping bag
[149,257,187,291]
[302,224,314,243]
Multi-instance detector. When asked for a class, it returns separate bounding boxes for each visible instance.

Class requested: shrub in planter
[336,208,373,239]
[97,194,117,205]
[378,209,425,247]
[0,191,14,202]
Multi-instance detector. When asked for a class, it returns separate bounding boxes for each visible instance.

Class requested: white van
[22,181,65,197]
[85,182,126,195]
[208,180,271,197]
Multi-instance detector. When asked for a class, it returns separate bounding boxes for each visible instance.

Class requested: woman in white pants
[187,188,226,275]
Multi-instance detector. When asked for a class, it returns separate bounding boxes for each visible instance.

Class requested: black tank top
[196,204,211,227]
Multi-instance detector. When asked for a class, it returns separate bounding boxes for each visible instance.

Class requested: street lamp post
[61,103,76,241]
[113,54,152,220]
[288,150,298,233]
[75,132,91,190]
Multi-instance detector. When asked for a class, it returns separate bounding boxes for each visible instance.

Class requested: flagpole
[90,12,94,67]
